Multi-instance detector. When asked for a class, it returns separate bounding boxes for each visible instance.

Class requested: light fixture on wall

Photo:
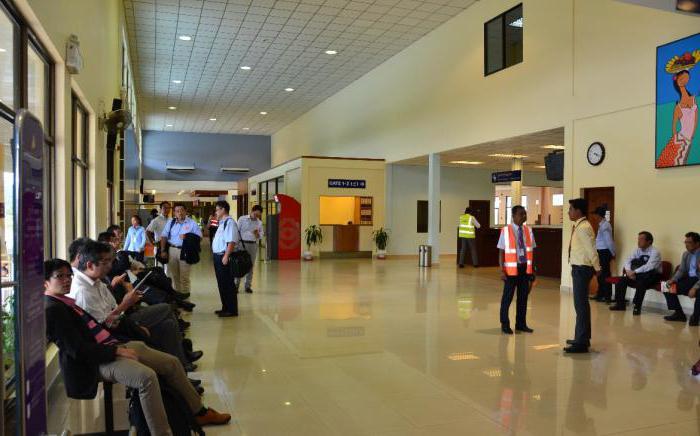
[66,34,83,74]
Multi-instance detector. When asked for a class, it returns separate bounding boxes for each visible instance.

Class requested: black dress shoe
[589,295,601,301]
[245,288,253,294]
[665,311,687,322]
[189,378,202,387]
[178,301,196,312]
[689,317,699,326]
[182,338,193,352]
[515,326,534,333]
[501,325,514,335]
[214,309,224,315]
[609,304,626,311]
[195,385,205,395]
[217,311,238,318]
[175,292,191,301]
[632,307,641,316]
[566,339,576,345]
[184,363,198,372]
[458,264,464,268]
[187,350,204,363]
[178,319,191,330]
[563,345,589,354]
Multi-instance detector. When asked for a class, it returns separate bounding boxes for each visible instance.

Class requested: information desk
[458,226,562,278]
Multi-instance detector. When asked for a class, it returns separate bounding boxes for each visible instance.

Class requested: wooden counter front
[458,226,562,278]
[333,225,360,252]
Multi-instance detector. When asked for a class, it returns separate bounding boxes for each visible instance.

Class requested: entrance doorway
[583,187,615,294]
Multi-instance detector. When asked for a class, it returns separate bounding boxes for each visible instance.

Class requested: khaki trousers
[97,341,202,436]
[166,246,191,292]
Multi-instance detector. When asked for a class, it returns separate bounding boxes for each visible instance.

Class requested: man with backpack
[211,200,239,317]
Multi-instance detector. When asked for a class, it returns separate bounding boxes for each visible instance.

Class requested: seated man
[663,232,700,324]
[609,231,661,315]
[68,239,201,372]
[44,258,230,435]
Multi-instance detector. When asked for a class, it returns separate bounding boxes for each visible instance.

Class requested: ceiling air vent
[166,163,195,172]
[220,167,250,174]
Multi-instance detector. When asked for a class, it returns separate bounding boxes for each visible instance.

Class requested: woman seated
[44,258,230,436]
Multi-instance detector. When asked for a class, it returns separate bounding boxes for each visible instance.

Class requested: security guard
[458,207,481,268]
[211,200,239,317]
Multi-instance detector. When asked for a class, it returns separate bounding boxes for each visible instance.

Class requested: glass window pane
[75,107,83,159]
[0,118,16,379]
[75,168,84,237]
[505,5,523,67]
[521,195,527,209]
[0,8,15,108]
[27,45,47,128]
[277,176,284,195]
[485,17,503,75]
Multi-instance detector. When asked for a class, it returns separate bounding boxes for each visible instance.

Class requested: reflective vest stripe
[501,224,534,276]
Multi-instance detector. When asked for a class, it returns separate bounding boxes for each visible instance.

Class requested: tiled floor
[49,252,700,435]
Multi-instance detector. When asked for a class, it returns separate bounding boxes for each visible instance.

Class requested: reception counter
[319,224,373,258]
[458,226,563,278]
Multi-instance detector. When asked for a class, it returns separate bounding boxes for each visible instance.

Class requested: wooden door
[583,187,614,234]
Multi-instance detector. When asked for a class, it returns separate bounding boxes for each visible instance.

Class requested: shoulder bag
[226,218,253,278]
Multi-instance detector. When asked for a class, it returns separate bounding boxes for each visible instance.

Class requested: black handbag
[226,218,253,278]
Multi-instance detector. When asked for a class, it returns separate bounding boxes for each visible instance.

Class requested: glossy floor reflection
[50,253,700,435]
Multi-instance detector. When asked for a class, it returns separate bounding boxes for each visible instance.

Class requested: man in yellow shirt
[564,198,600,354]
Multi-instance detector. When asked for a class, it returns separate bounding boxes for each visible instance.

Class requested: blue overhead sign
[328,179,366,189]
[491,170,522,183]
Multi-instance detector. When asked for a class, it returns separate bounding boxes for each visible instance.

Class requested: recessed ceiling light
[259,111,267,115]
[242,127,250,130]
[168,106,177,110]
[165,124,173,127]
[209,118,217,121]
[284,87,295,92]
[541,145,564,150]
[325,50,337,55]
[240,66,251,70]
[172,80,182,84]
[0,48,6,53]
[535,165,546,169]
[178,35,192,41]
[450,160,483,165]
[488,153,529,159]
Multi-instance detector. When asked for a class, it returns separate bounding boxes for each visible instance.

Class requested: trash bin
[419,245,432,267]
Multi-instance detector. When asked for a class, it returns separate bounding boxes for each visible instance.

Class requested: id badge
[517,248,525,257]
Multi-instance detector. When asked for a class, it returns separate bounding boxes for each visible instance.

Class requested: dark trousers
[500,264,530,327]
[572,265,594,347]
[595,249,613,299]
[613,271,660,308]
[664,276,700,316]
[458,238,478,266]
[213,253,238,314]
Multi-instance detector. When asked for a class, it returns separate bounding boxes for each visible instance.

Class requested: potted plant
[303,225,323,260]
[372,227,389,259]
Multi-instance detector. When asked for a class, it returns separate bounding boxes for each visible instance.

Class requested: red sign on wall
[275,194,301,260]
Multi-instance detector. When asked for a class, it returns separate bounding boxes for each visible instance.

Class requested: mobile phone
[132,271,153,292]
[138,286,151,295]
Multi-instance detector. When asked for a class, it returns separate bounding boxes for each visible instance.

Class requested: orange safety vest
[501,224,533,276]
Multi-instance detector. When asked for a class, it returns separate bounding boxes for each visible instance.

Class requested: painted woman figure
[657,67,698,167]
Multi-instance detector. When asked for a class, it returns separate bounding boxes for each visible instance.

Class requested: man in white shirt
[146,201,171,268]
[159,204,203,293]
[235,205,264,293]
[609,231,662,315]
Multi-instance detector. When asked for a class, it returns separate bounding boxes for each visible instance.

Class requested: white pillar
[511,158,523,205]
[385,163,393,250]
[428,153,440,264]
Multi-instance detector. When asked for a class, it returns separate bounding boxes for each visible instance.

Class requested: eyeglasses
[51,273,73,280]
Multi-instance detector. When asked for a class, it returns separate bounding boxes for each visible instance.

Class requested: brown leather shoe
[196,408,231,426]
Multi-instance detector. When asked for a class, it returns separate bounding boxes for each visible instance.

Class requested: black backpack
[128,379,205,436]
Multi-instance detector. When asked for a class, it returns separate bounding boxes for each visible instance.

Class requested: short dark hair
[77,240,113,272]
[639,231,654,243]
[97,231,114,244]
[173,203,186,210]
[215,201,230,213]
[159,201,170,209]
[68,237,91,263]
[44,258,72,281]
[685,232,700,243]
[106,224,121,236]
[131,214,142,225]
[252,205,263,213]
[511,205,525,216]
[464,207,473,214]
[568,198,588,216]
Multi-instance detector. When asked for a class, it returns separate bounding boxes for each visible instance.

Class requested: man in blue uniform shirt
[158,204,202,293]
[211,201,239,317]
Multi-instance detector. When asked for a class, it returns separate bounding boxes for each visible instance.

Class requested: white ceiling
[396,127,565,172]
[123,0,476,135]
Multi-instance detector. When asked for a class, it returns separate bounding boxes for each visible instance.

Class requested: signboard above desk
[328,179,366,189]
[491,170,522,183]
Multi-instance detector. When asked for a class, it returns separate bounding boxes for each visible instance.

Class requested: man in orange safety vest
[497,205,536,335]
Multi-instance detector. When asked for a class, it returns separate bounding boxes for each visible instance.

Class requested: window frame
[484,3,523,77]
[71,93,89,239]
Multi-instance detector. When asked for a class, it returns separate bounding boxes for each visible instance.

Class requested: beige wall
[270,0,700,292]
[18,0,125,256]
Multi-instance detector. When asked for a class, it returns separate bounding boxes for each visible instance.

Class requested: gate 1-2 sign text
[328,179,366,189]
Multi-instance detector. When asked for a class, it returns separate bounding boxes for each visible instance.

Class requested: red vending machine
[274,194,301,260]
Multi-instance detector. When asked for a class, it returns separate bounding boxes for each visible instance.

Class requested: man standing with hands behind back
[235,205,264,294]
[564,198,600,354]
[212,201,239,318]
